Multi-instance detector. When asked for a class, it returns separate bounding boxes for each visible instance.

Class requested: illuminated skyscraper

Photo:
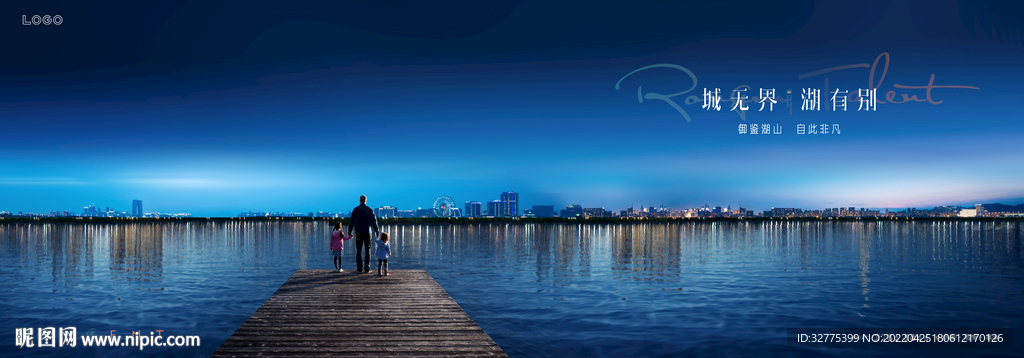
[376,206,397,218]
[465,201,481,217]
[500,191,519,217]
[583,207,610,218]
[132,200,143,217]
[487,200,504,217]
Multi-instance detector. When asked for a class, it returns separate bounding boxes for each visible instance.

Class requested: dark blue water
[1,220,1022,357]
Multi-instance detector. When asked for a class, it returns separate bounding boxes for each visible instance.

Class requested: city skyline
[4,193,1023,219]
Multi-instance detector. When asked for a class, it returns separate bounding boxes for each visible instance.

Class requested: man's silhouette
[348,195,380,273]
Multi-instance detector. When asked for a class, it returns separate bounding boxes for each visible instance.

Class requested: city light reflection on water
[1,220,1022,357]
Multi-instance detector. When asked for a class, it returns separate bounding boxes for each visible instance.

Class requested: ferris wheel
[433,196,456,217]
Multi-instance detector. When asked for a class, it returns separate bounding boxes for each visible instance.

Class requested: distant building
[530,205,555,218]
[764,207,803,217]
[958,204,987,218]
[959,208,978,217]
[376,206,397,218]
[83,204,101,217]
[465,201,482,217]
[620,207,640,217]
[583,207,611,218]
[414,208,435,217]
[560,204,583,218]
[132,200,143,217]
[487,200,504,217]
[501,191,519,217]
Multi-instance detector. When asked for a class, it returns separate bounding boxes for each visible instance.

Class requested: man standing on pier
[348,195,380,273]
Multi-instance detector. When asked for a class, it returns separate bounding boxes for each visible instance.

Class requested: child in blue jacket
[375,232,391,276]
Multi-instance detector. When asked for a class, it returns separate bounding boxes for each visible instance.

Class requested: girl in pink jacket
[330,222,353,272]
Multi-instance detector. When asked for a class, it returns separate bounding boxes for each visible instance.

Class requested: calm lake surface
[1,220,1022,357]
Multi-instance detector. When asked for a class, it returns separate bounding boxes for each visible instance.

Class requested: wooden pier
[213,270,508,357]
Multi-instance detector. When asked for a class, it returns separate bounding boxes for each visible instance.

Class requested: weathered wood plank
[213,270,508,357]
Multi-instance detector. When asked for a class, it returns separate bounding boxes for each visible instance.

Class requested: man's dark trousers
[355,233,371,271]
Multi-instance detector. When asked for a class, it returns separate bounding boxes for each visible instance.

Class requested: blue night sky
[2,1,1023,216]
